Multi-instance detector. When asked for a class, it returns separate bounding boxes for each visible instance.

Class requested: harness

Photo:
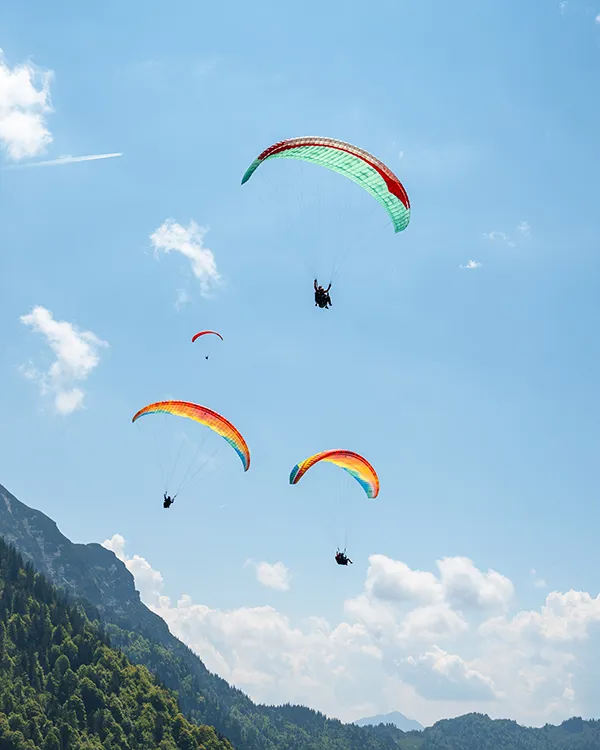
[315,289,329,307]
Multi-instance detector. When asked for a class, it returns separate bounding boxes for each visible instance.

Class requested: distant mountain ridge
[356,712,424,732]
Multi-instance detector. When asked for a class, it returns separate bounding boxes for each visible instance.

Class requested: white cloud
[174,288,190,311]
[362,555,441,605]
[481,590,600,644]
[103,534,165,608]
[0,49,53,160]
[397,647,497,701]
[559,2,567,15]
[518,221,531,236]
[20,306,108,414]
[99,538,599,728]
[397,604,469,643]
[481,221,531,249]
[530,568,547,589]
[481,230,515,247]
[460,260,482,269]
[438,556,514,611]
[246,560,292,592]
[595,12,600,23]
[103,533,127,560]
[398,150,404,160]
[358,554,513,613]
[150,220,221,298]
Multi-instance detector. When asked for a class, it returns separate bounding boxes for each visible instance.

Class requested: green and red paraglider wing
[242,136,410,233]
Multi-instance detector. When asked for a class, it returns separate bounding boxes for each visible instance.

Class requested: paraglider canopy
[191,330,223,361]
[289,449,379,499]
[191,330,223,344]
[132,400,250,471]
[242,136,410,233]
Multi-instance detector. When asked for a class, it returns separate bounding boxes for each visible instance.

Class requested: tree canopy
[0,537,231,750]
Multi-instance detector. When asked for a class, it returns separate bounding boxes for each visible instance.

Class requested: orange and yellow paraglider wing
[132,400,250,471]
[289,449,378,498]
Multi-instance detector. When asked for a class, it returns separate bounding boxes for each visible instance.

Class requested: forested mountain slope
[416,713,600,750]
[0,535,231,749]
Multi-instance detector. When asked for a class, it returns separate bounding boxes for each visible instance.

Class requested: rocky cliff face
[0,483,170,638]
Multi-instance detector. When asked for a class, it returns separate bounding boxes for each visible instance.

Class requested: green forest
[412,713,600,750]
[0,537,231,750]
[107,624,408,750]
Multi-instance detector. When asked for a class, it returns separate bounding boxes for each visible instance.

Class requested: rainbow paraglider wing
[132,400,250,471]
[241,136,410,233]
[289,449,379,498]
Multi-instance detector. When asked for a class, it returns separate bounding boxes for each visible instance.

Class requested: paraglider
[132,400,250,505]
[242,137,410,308]
[314,279,332,309]
[191,330,223,360]
[335,549,352,566]
[289,449,379,565]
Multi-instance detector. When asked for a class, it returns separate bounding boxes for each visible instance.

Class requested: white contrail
[2,152,123,170]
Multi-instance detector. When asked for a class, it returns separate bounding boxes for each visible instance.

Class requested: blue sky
[2,0,600,728]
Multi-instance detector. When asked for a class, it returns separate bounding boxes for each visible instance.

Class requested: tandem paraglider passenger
[163,492,174,509]
[314,279,332,309]
[335,549,352,566]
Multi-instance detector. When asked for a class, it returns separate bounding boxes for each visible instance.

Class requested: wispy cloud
[0,48,53,160]
[460,260,482,270]
[20,306,108,415]
[595,13,600,23]
[174,288,190,311]
[150,220,222,298]
[2,152,122,170]
[481,230,515,247]
[559,1,567,15]
[481,222,531,248]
